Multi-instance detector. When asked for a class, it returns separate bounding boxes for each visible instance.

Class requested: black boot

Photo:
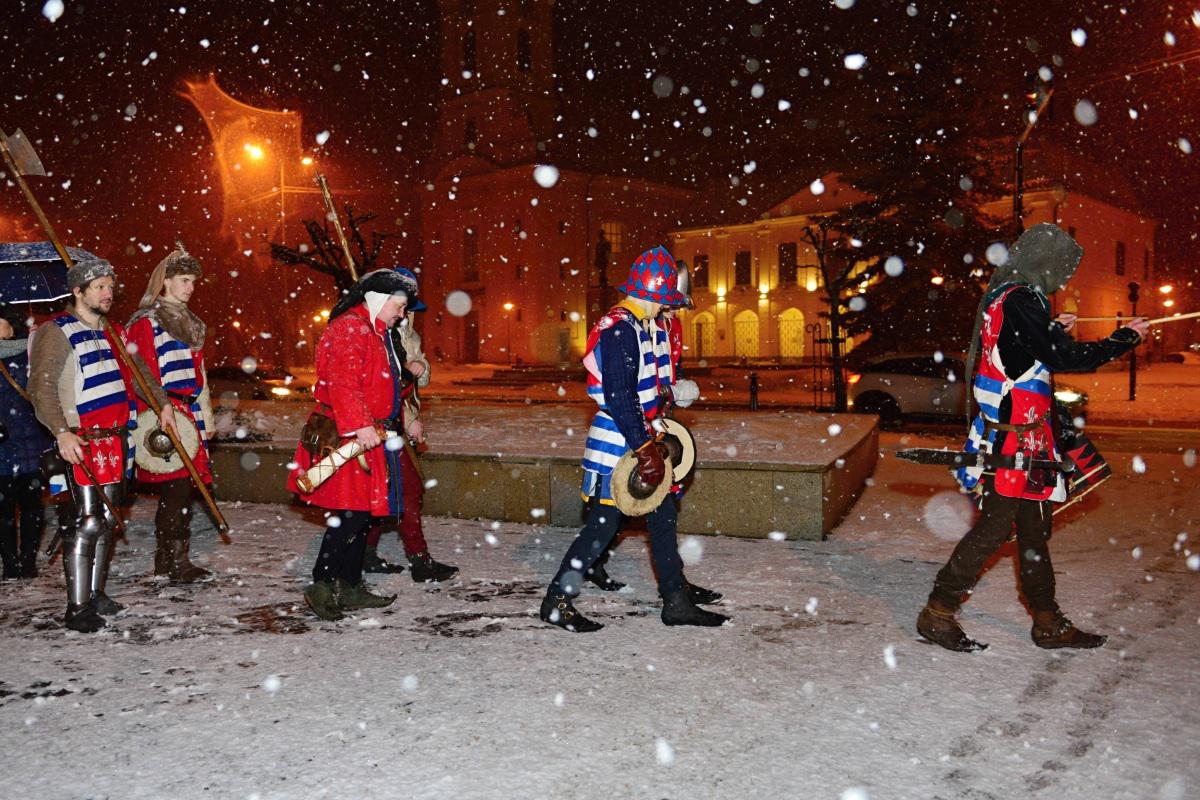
[917,600,988,652]
[65,602,106,633]
[409,552,459,583]
[585,561,626,592]
[168,537,211,584]
[1031,608,1107,649]
[364,546,406,574]
[540,592,604,633]
[661,588,729,627]
[686,582,723,605]
[92,592,124,616]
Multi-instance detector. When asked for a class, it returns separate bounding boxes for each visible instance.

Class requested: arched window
[778,308,805,359]
[692,311,716,360]
[733,310,759,358]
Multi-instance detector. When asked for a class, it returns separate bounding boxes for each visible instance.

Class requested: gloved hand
[672,378,699,408]
[635,439,666,486]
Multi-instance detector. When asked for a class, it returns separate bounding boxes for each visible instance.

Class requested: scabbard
[896,448,1069,472]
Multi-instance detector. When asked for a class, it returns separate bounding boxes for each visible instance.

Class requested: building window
[734,250,752,287]
[778,242,798,285]
[693,254,709,289]
[1115,241,1126,276]
[463,227,479,282]
[1143,249,1150,281]
[463,30,477,73]
[601,221,625,254]
[517,30,532,72]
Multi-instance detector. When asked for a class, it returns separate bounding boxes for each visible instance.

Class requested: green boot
[304,580,345,621]
[335,578,396,610]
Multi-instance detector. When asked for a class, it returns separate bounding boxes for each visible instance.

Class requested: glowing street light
[930,275,945,286]
[503,303,515,364]
[1159,284,1173,294]
[243,142,265,161]
[301,156,314,166]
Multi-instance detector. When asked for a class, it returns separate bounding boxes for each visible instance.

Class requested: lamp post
[1014,76,1054,235]
[503,302,515,365]
[1128,281,1140,401]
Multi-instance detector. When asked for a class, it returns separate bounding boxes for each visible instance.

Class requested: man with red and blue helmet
[540,247,728,633]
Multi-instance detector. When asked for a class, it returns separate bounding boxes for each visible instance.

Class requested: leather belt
[984,451,1070,473]
[984,412,1049,434]
[72,426,126,440]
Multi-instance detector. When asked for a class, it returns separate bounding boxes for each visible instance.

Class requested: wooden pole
[315,174,359,282]
[1071,311,1200,325]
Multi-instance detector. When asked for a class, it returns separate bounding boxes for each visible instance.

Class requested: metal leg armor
[90,483,122,598]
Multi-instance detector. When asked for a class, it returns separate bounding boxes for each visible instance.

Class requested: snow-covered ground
[2,432,1197,800]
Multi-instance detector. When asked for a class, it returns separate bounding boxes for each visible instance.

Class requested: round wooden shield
[610,448,674,517]
[133,409,200,474]
[660,418,696,485]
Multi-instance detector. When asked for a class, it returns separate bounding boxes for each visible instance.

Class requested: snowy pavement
[1,434,1197,800]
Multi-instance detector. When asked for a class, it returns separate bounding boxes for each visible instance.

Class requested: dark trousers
[0,473,43,578]
[550,495,685,597]
[312,510,372,585]
[929,477,1057,613]
[155,478,197,539]
[365,449,428,555]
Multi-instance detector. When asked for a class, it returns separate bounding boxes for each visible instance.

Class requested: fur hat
[138,241,203,309]
[66,256,115,290]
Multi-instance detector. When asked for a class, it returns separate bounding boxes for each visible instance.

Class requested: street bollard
[749,371,759,411]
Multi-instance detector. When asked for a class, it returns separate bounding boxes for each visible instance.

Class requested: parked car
[207,364,311,402]
[847,352,1088,426]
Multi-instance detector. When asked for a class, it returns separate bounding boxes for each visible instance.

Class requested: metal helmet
[674,260,695,309]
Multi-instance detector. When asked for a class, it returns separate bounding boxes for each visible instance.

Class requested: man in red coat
[288,270,413,620]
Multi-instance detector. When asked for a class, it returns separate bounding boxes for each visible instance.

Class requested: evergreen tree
[825,13,1007,361]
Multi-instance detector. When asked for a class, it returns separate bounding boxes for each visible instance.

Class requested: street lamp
[503,302,515,364]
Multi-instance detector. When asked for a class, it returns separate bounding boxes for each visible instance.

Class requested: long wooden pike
[314,173,358,282]
[1071,310,1200,325]
[1,129,230,542]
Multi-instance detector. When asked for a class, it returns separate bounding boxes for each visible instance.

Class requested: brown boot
[1031,608,1106,649]
[917,600,988,652]
[153,533,173,577]
[168,537,211,584]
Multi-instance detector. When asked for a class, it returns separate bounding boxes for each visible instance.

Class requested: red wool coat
[287,305,399,515]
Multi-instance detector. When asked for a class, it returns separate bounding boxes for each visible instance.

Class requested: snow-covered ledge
[209,404,879,541]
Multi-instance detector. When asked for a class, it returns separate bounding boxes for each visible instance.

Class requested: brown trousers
[929,476,1057,613]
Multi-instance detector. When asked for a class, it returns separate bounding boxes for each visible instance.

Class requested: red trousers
[366,448,427,555]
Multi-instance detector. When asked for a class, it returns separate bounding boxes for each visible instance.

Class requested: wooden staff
[1070,311,1200,325]
[104,321,230,540]
[315,174,358,281]
[1,140,230,541]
